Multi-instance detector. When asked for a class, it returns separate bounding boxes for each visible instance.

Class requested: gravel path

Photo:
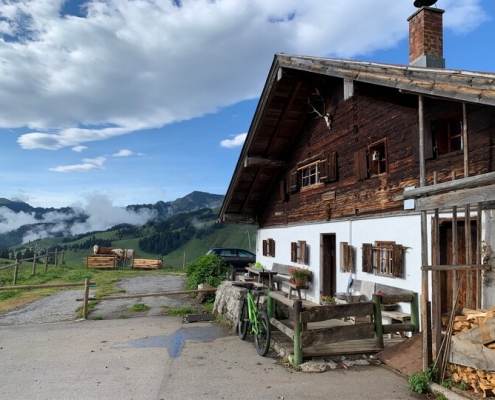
[0,274,196,326]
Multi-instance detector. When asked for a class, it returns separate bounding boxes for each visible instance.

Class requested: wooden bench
[271,263,312,300]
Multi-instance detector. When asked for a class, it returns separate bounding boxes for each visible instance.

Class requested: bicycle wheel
[254,310,271,356]
[238,301,248,340]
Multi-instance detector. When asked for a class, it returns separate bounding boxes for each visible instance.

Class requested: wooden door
[320,234,336,297]
[439,220,478,315]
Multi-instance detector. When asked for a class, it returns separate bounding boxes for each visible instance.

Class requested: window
[354,140,388,180]
[434,117,463,156]
[362,241,403,278]
[291,240,308,264]
[262,239,275,257]
[289,152,337,193]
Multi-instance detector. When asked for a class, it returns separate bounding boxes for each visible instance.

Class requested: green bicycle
[234,282,271,356]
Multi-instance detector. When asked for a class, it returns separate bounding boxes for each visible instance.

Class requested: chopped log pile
[446,306,495,398]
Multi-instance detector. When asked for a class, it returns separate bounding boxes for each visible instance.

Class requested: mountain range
[0,191,225,249]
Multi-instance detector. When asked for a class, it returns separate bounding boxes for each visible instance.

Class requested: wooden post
[411,292,420,335]
[83,278,90,320]
[61,251,65,266]
[372,294,384,348]
[54,250,58,268]
[45,251,49,271]
[293,299,303,365]
[267,288,274,318]
[432,172,442,367]
[13,260,19,285]
[32,252,37,276]
[476,203,482,309]
[465,204,472,309]
[426,301,433,367]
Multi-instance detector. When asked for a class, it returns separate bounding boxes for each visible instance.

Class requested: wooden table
[245,267,278,287]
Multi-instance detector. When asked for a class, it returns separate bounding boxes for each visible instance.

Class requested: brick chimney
[408,6,445,68]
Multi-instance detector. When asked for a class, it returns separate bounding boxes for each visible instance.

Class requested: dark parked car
[206,248,256,271]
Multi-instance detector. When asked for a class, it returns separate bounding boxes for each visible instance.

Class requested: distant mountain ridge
[0,191,225,248]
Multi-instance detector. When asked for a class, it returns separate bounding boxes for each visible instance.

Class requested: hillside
[2,192,258,266]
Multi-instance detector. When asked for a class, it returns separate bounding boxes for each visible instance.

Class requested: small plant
[440,378,452,389]
[167,306,196,316]
[202,302,214,313]
[456,380,469,390]
[128,303,150,312]
[408,368,432,394]
[185,254,227,290]
[436,392,447,400]
[289,268,310,284]
[92,315,103,320]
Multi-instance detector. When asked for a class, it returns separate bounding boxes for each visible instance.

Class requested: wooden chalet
[219,5,495,371]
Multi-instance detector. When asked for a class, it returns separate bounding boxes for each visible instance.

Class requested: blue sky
[0,0,494,216]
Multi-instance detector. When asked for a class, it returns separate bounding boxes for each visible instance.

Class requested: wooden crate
[132,259,163,269]
[86,255,117,269]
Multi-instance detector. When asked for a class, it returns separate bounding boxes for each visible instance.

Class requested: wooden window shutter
[289,169,300,193]
[354,148,368,181]
[262,240,267,256]
[319,152,337,183]
[299,240,307,264]
[362,243,373,273]
[291,242,297,262]
[269,239,275,257]
[392,244,403,277]
[341,242,354,273]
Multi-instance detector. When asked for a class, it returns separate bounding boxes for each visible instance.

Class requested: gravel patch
[0,274,197,326]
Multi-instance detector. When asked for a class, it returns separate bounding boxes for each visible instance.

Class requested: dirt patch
[0,274,201,326]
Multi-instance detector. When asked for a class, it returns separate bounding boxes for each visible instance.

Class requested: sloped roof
[219,53,495,223]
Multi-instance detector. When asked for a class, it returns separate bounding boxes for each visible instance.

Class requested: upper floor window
[300,162,319,188]
[354,139,388,180]
[434,118,463,156]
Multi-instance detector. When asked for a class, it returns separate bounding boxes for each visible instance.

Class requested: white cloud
[0,0,487,151]
[113,149,133,157]
[49,156,106,172]
[72,145,88,152]
[220,133,247,149]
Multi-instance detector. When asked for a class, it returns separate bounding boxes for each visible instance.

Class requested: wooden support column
[293,300,303,365]
[411,292,420,335]
[32,253,37,276]
[465,205,472,309]
[452,172,458,311]
[477,203,482,309]
[432,172,442,365]
[372,294,384,348]
[418,94,432,370]
[13,260,19,285]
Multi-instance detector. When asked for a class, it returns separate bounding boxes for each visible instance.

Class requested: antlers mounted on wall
[304,88,332,130]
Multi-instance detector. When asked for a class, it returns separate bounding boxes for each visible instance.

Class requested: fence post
[372,294,384,348]
[45,251,49,271]
[54,251,58,268]
[293,299,303,365]
[83,278,90,320]
[32,253,37,276]
[13,260,19,285]
[267,289,274,318]
[61,251,65,266]
[411,291,420,334]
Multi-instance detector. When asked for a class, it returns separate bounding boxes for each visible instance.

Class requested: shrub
[408,368,432,394]
[185,254,227,290]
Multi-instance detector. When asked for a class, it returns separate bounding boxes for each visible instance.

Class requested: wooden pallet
[86,255,117,269]
[132,259,162,269]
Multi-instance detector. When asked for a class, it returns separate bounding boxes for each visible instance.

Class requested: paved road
[0,316,425,400]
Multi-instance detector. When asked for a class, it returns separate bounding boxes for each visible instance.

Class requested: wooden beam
[269,290,295,308]
[421,264,490,271]
[415,184,495,211]
[270,317,294,339]
[300,323,375,348]
[243,156,285,168]
[299,302,374,324]
[395,172,495,201]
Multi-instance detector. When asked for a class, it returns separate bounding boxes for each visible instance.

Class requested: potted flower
[289,267,310,286]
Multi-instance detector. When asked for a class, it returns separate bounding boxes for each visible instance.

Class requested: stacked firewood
[449,365,495,398]
[451,307,495,335]
[446,307,495,398]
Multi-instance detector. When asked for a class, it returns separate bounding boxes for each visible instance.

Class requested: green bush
[408,368,432,394]
[185,254,227,290]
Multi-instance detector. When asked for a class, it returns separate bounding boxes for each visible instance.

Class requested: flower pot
[293,276,308,286]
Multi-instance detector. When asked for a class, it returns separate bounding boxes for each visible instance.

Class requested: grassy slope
[17,223,258,268]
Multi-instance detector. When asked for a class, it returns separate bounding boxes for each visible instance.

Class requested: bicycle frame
[245,291,260,335]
